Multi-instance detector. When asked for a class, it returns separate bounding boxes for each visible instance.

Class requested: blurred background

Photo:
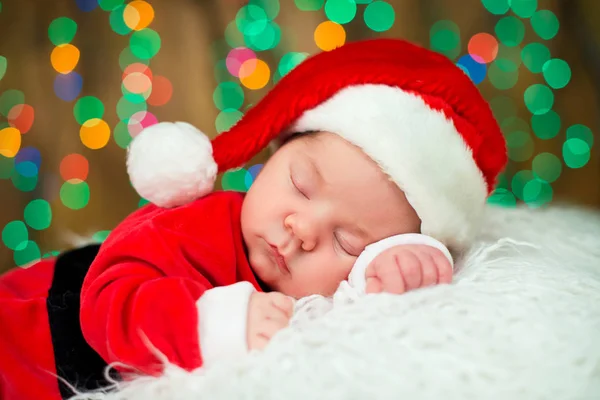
[0,0,598,272]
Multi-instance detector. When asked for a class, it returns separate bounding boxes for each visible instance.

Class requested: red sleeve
[80,192,255,375]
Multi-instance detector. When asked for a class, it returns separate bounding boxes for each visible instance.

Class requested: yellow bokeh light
[124,0,155,31]
[314,21,346,52]
[240,59,270,90]
[0,127,22,158]
[51,44,80,74]
[80,118,111,150]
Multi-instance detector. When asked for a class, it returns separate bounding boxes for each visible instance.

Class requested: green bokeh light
[0,55,6,81]
[214,60,232,83]
[48,17,78,46]
[364,1,395,32]
[213,82,245,111]
[11,170,38,192]
[236,5,268,36]
[524,84,554,115]
[24,199,52,230]
[488,59,519,90]
[532,152,562,183]
[0,89,25,117]
[523,178,553,207]
[2,220,28,251]
[295,0,325,10]
[495,16,525,47]
[497,44,522,68]
[215,109,244,133]
[60,180,91,210]
[531,10,559,40]
[510,0,538,18]
[566,124,593,147]
[521,42,550,73]
[531,110,561,140]
[563,138,591,169]
[481,0,510,15]
[511,170,535,201]
[74,96,105,125]
[429,20,461,60]
[250,0,280,20]
[542,58,571,89]
[324,0,357,24]
[278,52,309,77]
[225,21,245,48]
[13,240,41,266]
[563,138,590,169]
[98,0,124,11]
[119,47,150,71]
[487,188,517,208]
[113,121,132,149]
[0,154,15,179]
[110,5,133,36]
[245,21,281,51]
[221,168,249,192]
[116,97,147,121]
[92,230,112,243]
[130,29,161,60]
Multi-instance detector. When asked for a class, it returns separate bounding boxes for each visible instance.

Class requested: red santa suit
[0,191,265,400]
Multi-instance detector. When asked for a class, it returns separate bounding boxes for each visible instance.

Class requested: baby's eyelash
[291,174,309,199]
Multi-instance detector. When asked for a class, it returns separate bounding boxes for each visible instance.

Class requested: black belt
[46,244,120,398]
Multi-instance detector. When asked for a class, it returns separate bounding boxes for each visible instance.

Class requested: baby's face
[241,132,420,298]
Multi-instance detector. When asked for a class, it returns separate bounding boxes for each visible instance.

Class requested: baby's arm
[80,195,256,374]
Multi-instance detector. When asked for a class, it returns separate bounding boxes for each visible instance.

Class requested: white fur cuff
[196,281,256,368]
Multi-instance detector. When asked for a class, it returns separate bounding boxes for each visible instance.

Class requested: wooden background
[1,0,599,272]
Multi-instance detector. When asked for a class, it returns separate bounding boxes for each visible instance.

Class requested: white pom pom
[126,121,218,208]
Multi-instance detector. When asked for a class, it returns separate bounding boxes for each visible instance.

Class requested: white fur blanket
[74,204,600,400]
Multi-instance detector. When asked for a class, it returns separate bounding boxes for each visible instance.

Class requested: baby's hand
[247,292,294,351]
[365,244,452,294]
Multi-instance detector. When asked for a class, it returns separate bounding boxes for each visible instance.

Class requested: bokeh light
[495,16,525,47]
[563,139,591,169]
[48,17,78,46]
[80,118,111,149]
[510,0,538,18]
[456,54,487,84]
[214,82,245,111]
[0,127,21,158]
[127,111,158,137]
[531,110,561,139]
[363,1,395,32]
[532,152,562,183]
[60,153,89,181]
[51,44,81,74]
[129,28,161,59]
[524,84,554,115]
[0,89,25,117]
[542,58,571,89]
[99,0,124,12]
[8,104,34,134]
[24,199,52,230]
[2,220,28,251]
[567,124,593,147]
[60,180,91,210]
[226,47,257,77]
[481,0,510,15]
[54,72,83,101]
[147,75,173,106]
[0,56,6,80]
[468,33,498,63]
[430,20,461,59]
[295,0,325,11]
[240,58,270,90]
[324,0,357,24]
[531,10,559,40]
[123,0,154,31]
[76,0,98,12]
[74,96,105,124]
[215,109,244,133]
[314,21,346,51]
[521,42,550,73]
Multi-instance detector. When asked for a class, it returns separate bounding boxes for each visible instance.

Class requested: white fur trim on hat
[127,121,218,208]
[290,84,488,250]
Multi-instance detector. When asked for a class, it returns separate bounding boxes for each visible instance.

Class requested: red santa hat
[127,38,507,250]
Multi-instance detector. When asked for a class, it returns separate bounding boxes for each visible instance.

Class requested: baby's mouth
[268,243,290,274]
